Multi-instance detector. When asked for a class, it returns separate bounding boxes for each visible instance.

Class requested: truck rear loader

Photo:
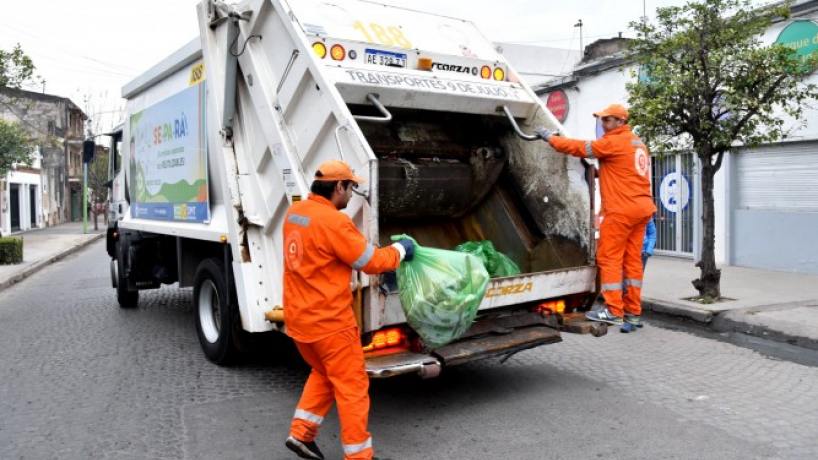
[105,0,606,378]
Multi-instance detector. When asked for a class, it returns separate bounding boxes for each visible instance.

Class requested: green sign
[129,80,209,222]
[775,19,818,65]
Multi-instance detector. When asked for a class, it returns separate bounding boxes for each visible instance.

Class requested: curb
[643,296,818,352]
[642,297,715,324]
[711,306,818,352]
[0,233,104,294]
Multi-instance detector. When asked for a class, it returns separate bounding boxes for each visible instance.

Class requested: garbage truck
[105,0,606,378]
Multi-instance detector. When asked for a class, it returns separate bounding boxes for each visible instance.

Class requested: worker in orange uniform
[536,104,656,328]
[283,160,414,460]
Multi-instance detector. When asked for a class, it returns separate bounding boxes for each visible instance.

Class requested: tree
[1,44,41,177]
[87,147,109,231]
[627,0,818,300]
[0,44,41,89]
[0,119,30,176]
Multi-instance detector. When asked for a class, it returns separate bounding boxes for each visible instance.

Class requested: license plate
[365,48,407,68]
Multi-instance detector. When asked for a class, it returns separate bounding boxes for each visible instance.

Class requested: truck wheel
[115,244,139,309]
[193,258,240,365]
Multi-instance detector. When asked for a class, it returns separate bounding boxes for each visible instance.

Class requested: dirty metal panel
[458,311,547,340]
[381,265,596,326]
[500,107,592,252]
[432,325,561,367]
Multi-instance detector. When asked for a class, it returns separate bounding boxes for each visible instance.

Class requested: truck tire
[115,243,139,309]
[193,257,240,365]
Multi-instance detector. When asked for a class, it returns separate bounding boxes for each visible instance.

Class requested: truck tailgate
[380,265,596,326]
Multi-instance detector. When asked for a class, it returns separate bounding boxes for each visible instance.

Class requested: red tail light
[363,327,408,352]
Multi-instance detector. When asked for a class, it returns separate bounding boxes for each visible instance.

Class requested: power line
[0,23,139,74]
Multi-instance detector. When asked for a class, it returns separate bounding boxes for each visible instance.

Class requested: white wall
[759,19,818,143]
[552,66,635,140]
[713,154,729,265]
[3,170,42,233]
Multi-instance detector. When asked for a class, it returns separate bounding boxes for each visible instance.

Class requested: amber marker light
[330,44,346,61]
[417,57,433,71]
[480,65,491,79]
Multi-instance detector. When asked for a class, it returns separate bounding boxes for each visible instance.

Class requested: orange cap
[314,159,365,184]
[593,104,629,120]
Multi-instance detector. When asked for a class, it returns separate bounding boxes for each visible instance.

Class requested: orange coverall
[283,194,401,460]
[549,125,657,317]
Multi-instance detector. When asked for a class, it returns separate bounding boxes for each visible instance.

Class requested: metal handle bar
[499,105,539,141]
[353,94,393,123]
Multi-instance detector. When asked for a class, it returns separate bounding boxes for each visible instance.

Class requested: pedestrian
[282,159,414,460]
[621,216,657,333]
[536,104,656,329]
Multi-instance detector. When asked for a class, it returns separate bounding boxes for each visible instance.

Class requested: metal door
[652,153,694,256]
[29,186,36,226]
[10,184,20,232]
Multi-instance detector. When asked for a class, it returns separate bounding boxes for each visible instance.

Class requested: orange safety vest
[283,194,400,343]
[549,125,656,218]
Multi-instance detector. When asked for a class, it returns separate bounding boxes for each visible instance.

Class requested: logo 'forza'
[433,62,479,75]
[485,282,533,298]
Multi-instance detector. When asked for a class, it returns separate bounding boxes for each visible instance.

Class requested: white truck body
[107,0,603,377]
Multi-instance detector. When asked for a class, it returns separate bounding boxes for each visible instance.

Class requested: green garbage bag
[391,234,490,349]
[454,240,521,277]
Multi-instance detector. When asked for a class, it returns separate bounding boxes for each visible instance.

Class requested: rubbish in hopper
[454,240,521,278]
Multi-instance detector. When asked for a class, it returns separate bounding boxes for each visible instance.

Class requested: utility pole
[641,0,649,25]
[574,19,584,57]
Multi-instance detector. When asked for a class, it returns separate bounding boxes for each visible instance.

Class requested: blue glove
[396,238,415,262]
[535,127,554,141]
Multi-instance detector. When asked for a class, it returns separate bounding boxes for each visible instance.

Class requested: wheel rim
[198,279,221,343]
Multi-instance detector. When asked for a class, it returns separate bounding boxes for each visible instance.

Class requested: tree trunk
[692,159,721,299]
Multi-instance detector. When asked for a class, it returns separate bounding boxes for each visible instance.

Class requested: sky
[0,0,692,134]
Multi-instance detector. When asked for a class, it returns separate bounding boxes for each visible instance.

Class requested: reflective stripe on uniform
[584,142,595,159]
[288,214,311,227]
[293,408,324,425]
[351,244,375,270]
[631,139,644,147]
[601,282,622,292]
[343,437,373,455]
[623,278,643,288]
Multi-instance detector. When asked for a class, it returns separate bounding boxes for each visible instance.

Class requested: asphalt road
[1,240,817,459]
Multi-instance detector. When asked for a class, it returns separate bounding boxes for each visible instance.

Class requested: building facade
[0,88,87,236]
[529,0,818,275]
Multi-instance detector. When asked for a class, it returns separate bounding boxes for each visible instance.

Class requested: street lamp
[574,19,584,57]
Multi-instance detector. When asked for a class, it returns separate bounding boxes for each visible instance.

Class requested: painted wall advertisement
[129,81,209,222]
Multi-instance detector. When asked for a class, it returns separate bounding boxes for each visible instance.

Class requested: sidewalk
[0,222,105,293]
[642,256,818,351]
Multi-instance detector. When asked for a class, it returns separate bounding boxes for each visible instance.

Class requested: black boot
[285,436,324,460]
